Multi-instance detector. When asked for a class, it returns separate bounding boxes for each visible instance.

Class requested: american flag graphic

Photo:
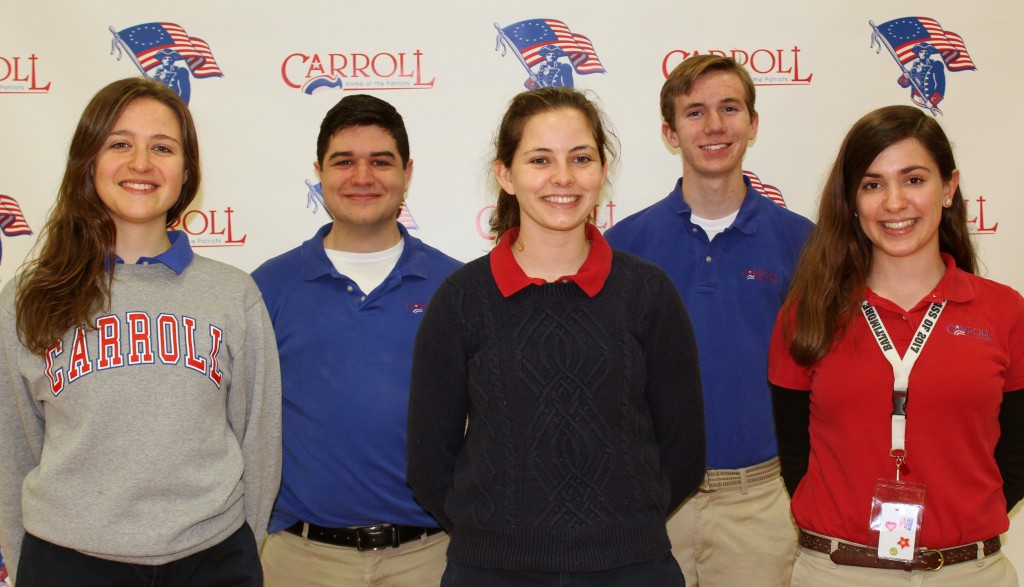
[0,194,32,236]
[743,171,787,208]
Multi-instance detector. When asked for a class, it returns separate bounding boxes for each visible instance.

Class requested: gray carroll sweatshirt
[0,254,281,581]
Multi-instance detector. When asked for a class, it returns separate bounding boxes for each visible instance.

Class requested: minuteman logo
[868,17,976,116]
[493,19,606,89]
[109,22,224,105]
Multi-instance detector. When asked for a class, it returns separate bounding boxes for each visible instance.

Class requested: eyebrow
[682,96,742,110]
[108,129,182,145]
[862,165,930,177]
[523,145,596,154]
[327,150,398,160]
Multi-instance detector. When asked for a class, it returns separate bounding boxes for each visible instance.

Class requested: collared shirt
[490,224,612,298]
[114,230,194,275]
[252,222,462,531]
[606,177,814,468]
[769,253,1024,547]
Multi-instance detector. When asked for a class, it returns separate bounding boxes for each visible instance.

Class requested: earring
[943,198,952,207]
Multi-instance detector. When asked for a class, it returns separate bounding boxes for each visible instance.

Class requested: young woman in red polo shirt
[769,105,1024,586]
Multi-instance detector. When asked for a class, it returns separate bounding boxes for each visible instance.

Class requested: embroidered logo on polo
[43,311,225,396]
[946,322,992,341]
[407,302,428,314]
[741,268,779,284]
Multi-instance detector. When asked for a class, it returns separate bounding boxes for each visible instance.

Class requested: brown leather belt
[286,521,443,551]
[799,529,1000,572]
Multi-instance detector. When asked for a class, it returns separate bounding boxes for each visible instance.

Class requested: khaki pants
[668,471,797,586]
[792,544,1018,587]
[261,527,449,587]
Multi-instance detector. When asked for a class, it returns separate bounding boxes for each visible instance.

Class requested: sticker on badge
[876,502,922,559]
[869,479,926,562]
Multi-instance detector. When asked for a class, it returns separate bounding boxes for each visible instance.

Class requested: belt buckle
[698,469,717,493]
[355,524,396,551]
[918,548,944,571]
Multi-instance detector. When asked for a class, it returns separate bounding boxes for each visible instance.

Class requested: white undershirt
[690,210,739,241]
[324,238,405,294]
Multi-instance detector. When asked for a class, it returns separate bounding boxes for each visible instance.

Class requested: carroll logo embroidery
[946,323,992,341]
[869,17,976,115]
[494,19,606,89]
[741,269,779,284]
[110,22,224,105]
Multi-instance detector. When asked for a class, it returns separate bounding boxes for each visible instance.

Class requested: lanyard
[860,300,946,480]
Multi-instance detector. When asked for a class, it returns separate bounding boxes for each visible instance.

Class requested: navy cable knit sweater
[407,251,705,572]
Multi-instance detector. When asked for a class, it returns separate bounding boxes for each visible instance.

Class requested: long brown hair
[782,105,975,366]
[16,77,201,355]
[489,87,617,242]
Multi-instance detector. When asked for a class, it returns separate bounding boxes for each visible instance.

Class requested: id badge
[869,479,926,561]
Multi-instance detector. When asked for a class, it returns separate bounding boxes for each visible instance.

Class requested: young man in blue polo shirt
[605,55,813,586]
[253,95,461,587]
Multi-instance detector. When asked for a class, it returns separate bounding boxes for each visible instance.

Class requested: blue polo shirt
[252,223,461,531]
[114,230,194,273]
[605,178,813,469]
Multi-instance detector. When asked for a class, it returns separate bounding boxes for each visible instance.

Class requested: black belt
[799,529,1001,571]
[285,521,443,551]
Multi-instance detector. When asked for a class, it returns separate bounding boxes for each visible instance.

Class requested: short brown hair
[660,55,756,131]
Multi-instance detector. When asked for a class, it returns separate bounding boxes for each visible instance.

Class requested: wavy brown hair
[489,87,617,242]
[16,77,201,355]
[782,105,975,366]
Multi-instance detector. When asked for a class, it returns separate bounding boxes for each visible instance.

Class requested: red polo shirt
[490,224,612,298]
[769,254,1024,548]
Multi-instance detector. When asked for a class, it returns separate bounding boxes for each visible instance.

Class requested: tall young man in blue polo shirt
[253,95,461,587]
[605,55,814,586]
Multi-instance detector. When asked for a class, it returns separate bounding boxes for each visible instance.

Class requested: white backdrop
[3,0,1023,574]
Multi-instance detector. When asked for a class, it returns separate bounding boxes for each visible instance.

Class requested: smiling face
[315,124,413,251]
[663,69,758,184]
[94,97,186,237]
[493,107,607,240]
[856,137,959,270]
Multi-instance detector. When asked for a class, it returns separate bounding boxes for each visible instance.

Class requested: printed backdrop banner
[2,0,1023,575]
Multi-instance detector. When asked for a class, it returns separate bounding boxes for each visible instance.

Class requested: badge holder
[869,478,926,562]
